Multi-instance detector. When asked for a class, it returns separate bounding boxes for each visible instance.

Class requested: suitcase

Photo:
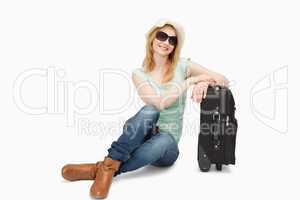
[197,85,238,172]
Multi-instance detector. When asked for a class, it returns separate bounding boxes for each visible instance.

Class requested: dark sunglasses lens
[156,31,168,41]
[168,37,177,46]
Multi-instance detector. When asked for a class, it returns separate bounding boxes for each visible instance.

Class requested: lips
[158,44,169,51]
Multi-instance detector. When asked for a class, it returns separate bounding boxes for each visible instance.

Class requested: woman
[61,19,229,199]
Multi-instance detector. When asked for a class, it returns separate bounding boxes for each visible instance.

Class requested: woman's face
[152,26,176,57]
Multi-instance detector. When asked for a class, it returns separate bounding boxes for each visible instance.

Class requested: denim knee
[107,104,160,163]
[151,149,179,167]
[151,133,179,167]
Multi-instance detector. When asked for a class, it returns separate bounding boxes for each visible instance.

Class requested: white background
[0,0,299,199]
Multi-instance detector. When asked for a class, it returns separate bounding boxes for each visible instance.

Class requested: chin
[158,51,170,56]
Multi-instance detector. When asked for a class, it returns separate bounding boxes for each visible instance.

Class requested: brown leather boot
[90,157,121,199]
[61,161,102,181]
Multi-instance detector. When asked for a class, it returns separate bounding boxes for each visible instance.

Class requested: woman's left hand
[191,81,214,103]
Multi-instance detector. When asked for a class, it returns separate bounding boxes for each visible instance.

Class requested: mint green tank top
[132,57,190,143]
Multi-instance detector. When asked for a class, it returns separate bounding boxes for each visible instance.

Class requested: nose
[162,39,170,46]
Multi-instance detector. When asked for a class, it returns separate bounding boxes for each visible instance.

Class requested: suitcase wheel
[199,162,211,172]
[198,153,211,172]
[198,146,211,172]
[216,164,222,171]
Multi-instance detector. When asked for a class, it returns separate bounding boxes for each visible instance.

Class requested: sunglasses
[155,31,178,46]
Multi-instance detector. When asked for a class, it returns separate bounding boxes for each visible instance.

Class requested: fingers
[196,90,204,103]
[191,88,202,102]
[202,83,208,100]
[203,85,207,99]
[217,75,230,87]
[192,93,203,103]
[191,82,209,103]
[208,80,216,86]
[191,91,203,103]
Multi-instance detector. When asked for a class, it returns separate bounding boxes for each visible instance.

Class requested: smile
[158,44,169,51]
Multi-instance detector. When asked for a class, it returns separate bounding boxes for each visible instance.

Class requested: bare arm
[132,72,210,111]
[186,60,229,86]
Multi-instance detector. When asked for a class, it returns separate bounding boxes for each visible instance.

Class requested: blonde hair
[143,19,185,84]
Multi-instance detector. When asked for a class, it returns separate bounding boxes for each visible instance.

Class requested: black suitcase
[197,85,238,172]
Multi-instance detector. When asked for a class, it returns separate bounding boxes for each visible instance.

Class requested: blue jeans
[107,105,180,177]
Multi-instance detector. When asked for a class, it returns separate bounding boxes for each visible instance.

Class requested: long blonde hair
[143,20,185,84]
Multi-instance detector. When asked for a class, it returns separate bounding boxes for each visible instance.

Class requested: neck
[153,52,169,72]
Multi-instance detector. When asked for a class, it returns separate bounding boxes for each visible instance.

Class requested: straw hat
[145,18,185,51]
